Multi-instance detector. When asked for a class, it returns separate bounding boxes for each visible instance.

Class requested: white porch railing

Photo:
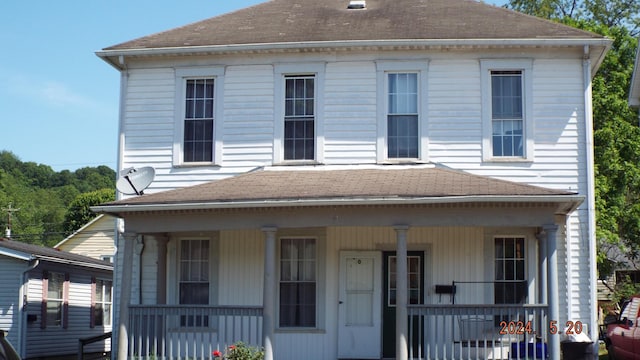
[407,304,549,360]
[128,305,263,360]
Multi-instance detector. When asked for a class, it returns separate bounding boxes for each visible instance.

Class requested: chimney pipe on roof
[347,0,366,9]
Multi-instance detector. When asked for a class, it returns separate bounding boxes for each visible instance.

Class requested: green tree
[505,1,640,277]
[62,188,115,235]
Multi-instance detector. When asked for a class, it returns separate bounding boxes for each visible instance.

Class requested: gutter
[92,194,585,215]
[34,255,113,271]
[96,38,612,71]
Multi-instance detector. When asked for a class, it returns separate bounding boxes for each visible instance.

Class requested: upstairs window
[491,71,523,157]
[284,75,315,160]
[481,60,533,162]
[184,79,214,162]
[387,73,419,159]
[174,67,224,166]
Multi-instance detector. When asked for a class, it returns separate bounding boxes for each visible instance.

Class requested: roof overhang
[96,38,612,75]
[92,193,584,218]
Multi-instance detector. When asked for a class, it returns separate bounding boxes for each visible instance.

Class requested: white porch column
[536,231,548,304]
[155,234,168,305]
[545,224,560,360]
[117,232,137,360]
[394,225,409,360]
[262,226,277,360]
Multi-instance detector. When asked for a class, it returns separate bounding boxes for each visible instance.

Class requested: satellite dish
[116,167,155,195]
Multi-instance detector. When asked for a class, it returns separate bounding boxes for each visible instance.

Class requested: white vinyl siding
[25,269,112,358]
[55,215,116,260]
[0,257,24,347]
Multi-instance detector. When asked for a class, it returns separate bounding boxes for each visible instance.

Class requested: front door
[338,251,382,359]
[382,251,424,359]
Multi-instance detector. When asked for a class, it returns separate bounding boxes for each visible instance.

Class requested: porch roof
[93,166,584,215]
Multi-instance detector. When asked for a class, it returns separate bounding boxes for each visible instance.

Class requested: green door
[382,251,424,358]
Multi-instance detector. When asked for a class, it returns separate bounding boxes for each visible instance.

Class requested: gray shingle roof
[0,238,113,270]
[103,0,603,51]
[102,166,577,208]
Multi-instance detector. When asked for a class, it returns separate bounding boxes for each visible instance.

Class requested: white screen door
[338,251,382,359]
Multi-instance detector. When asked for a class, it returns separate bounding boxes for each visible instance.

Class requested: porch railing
[128,305,263,360]
[407,304,549,360]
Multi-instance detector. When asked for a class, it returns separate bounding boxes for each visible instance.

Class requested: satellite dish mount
[116,167,155,195]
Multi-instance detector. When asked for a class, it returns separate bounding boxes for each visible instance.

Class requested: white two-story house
[94,0,611,359]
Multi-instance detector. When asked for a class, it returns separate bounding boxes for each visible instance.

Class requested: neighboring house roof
[53,214,106,249]
[0,238,113,271]
[97,0,611,72]
[93,166,583,214]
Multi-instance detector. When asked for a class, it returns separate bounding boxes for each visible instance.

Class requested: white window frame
[94,278,113,327]
[173,67,225,167]
[376,60,429,163]
[274,63,325,164]
[481,59,534,162]
[277,237,318,329]
[45,271,67,328]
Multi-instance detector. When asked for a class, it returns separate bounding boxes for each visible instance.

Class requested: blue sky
[0,0,507,172]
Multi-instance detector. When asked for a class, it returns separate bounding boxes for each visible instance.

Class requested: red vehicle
[606,295,640,360]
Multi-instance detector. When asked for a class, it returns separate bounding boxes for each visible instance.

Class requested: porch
[125,303,550,360]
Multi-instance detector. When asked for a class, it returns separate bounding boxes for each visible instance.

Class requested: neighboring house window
[42,271,68,329]
[481,60,533,161]
[376,61,428,162]
[274,63,325,163]
[387,73,419,159]
[173,67,224,166]
[179,239,210,327]
[494,237,527,304]
[280,238,316,327]
[284,75,315,160]
[91,278,112,327]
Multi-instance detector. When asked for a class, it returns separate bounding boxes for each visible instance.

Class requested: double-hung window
[387,73,419,159]
[376,61,428,162]
[42,271,68,328]
[481,60,533,161]
[280,238,316,328]
[179,239,210,327]
[174,68,224,166]
[494,237,527,304]
[284,76,315,160]
[92,278,112,327]
[274,63,324,163]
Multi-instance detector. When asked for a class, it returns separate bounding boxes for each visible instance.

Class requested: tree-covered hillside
[0,150,116,246]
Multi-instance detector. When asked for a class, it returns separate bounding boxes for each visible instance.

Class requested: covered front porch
[93,166,584,360]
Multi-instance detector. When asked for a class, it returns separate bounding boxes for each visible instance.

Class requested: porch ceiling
[93,166,584,217]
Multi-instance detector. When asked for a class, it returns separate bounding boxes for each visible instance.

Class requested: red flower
[212,350,222,357]
[229,345,236,350]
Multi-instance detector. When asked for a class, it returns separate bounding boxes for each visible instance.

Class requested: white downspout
[583,45,599,357]
[19,259,39,358]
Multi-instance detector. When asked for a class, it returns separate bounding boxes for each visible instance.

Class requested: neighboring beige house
[54,214,116,262]
[95,0,612,359]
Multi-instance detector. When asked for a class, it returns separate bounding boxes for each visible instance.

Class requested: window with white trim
[481,60,533,161]
[376,60,428,162]
[93,278,112,327]
[179,239,210,327]
[174,68,224,166]
[43,271,67,328]
[284,75,315,160]
[387,73,419,158]
[279,238,316,327]
[494,237,527,304]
